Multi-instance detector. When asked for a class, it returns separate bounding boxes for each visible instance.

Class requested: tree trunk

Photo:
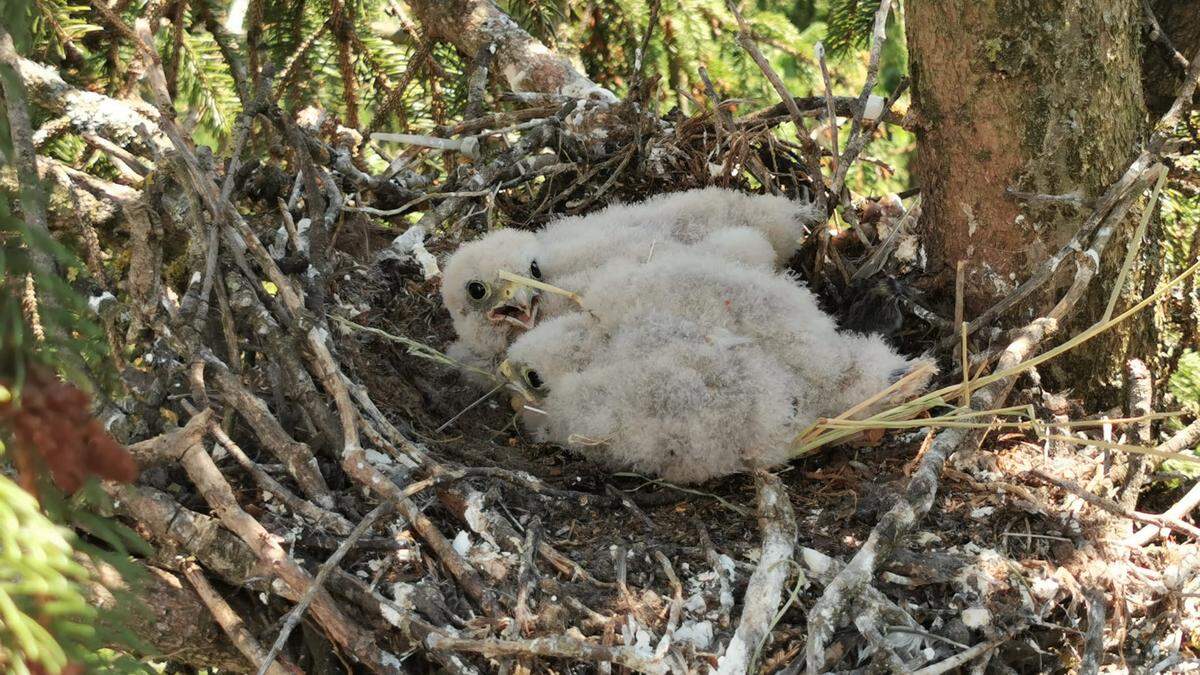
[906,0,1151,400]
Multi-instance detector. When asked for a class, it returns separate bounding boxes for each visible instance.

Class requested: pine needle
[435,383,506,433]
[1044,434,1200,465]
[329,314,502,384]
[1103,165,1167,322]
[497,269,584,307]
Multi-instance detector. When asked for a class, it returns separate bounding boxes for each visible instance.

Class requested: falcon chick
[536,187,820,272]
[505,312,804,483]
[530,250,935,420]
[442,188,819,374]
[499,252,935,482]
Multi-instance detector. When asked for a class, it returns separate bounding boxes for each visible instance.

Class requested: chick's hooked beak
[486,281,540,331]
[498,359,536,404]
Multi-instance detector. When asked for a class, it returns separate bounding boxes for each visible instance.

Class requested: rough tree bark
[906,0,1153,399]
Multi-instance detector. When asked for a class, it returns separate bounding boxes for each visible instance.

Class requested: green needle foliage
[2,12,152,671]
[823,0,880,56]
[0,472,152,674]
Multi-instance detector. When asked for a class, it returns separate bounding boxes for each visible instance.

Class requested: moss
[996,0,1144,216]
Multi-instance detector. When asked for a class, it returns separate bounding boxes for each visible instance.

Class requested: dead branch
[83,557,251,672]
[126,408,214,466]
[1028,470,1200,540]
[909,632,1010,675]
[182,561,294,675]
[8,48,163,154]
[257,501,396,674]
[828,0,892,198]
[1080,588,1106,675]
[715,471,797,674]
[1115,358,1155,511]
[108,482,272,589]
[404,0,615,101]
[425,633,670,674]
[0,24,55,278]
[737,94,906,128]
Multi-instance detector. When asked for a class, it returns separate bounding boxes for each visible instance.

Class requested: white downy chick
[539,187,820,267]
[441,229,543,375]
[562,250,935,420]
[532,222,774,288]
[440,188,820,372]
[505,312,805,483]
[500,312,605,437]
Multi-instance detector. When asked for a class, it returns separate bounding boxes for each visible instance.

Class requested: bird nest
[22,36,1196,671]
[305,97,1200,671]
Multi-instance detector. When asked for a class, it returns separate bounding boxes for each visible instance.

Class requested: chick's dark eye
[529,260,542,279]
[526,369,544,390]
[467,281,487,300]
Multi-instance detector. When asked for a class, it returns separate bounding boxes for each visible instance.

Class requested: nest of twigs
[10,14,1199,671]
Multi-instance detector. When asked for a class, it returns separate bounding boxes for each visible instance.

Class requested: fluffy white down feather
[502,251,935,483]
[440,188,820,372]
[513,313,804,484]
[517,249,935,422]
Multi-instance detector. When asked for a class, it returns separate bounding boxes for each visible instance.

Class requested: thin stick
[954,261,966,394]
[613,473,751,516]
[1104,166,1167,321]
[699,65,732,131]
[829,0,892,196]
[815,41,839,177]
[436,383,506,433]
[183,562,293,675]
[960,322,971,407]
[330,314,503,384]
[257,501,395,675]
[910,634,1010,675]
[1126,419,1200,546]
[652,550,684,634]
[1029,469,1200,539]
[954,259,966,324]
[724,0,826,213]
